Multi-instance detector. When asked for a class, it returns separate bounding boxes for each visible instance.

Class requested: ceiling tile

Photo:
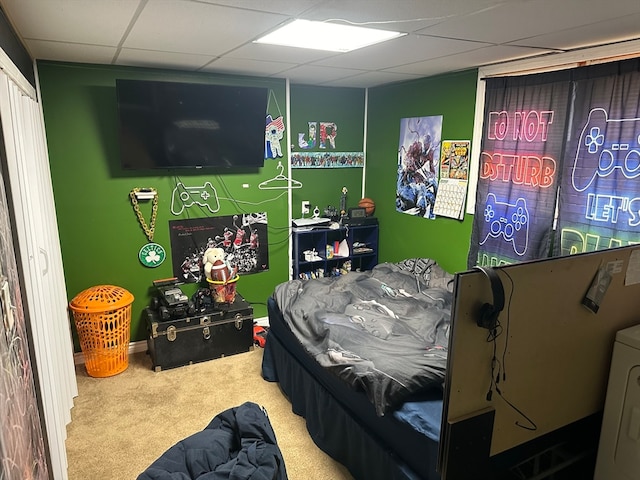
[421,0,640,46]
[226,42,337,65]
[116,48,214,70]
[195,0,321,16]
[201,56,297,77]
[1,0,638,89]
[1,0,138,45]
[386,45,551,76]
[25,39,117,64]
[275,64,366,86]
[124,1,287,56]
[296,0,513,32]
[509,12,640,51]
[314,34,489,71]
[320,70,423,88]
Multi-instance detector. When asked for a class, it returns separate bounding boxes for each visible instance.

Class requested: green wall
[289,85,366,217]
[37,62,290,348]
[366,70,479,274]
[37,61,480,350]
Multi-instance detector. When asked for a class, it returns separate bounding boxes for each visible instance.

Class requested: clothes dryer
[594,323,640,480]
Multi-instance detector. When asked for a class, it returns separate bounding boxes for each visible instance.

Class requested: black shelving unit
[292,222,378,279]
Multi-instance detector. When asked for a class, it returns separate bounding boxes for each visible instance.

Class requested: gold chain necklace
[130,188,158,242]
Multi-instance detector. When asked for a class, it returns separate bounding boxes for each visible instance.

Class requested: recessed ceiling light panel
[254,19,406,53]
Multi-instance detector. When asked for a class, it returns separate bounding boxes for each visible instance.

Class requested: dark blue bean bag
[137,402,287,480]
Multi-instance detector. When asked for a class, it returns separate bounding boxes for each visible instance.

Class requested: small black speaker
[474,266,505,330]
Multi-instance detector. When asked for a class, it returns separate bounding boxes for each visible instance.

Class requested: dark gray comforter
[273,260,453,416]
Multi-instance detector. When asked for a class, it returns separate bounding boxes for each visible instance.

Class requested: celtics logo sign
[130,188,167,268]
[138,243,166,268]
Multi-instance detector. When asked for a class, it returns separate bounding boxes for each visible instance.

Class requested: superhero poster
[169,212,269,283]
[396,115,443,219]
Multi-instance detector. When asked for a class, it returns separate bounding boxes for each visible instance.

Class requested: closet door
[0,70,77,480]
[0,123,49,479]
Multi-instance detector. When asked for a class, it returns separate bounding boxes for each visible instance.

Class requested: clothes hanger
[258,161,303,190]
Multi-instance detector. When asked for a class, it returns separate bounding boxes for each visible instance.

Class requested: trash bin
[69,285,134,378]
[206,275,239,304]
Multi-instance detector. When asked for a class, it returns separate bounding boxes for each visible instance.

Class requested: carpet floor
[65,348,353,479]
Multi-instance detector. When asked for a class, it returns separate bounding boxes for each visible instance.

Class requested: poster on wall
[468,77,570,268]
[169,213,269,283]
[433,140,470,220]
[297,121,338,150]
[396,115,443,219]
[291,151,364,168]
[555,66,640,256]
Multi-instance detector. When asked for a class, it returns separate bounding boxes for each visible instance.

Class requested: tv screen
[116,79,268,170]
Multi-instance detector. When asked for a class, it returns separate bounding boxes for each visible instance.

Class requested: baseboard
[73,340,147,365]
[73,315,269,365]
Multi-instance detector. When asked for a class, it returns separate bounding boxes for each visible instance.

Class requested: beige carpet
[66,348,353,479]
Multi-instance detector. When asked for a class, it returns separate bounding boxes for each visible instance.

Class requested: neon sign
[481,109,558,187]
[571,108,640,192]
[478,193,530,256]
[480,152,556,187]
[487,110,554,142]
[559,228,638,255]
[585,193,640,227]
[558,107,640,256]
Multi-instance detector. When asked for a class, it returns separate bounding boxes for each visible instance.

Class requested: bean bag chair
[138,402,287,480]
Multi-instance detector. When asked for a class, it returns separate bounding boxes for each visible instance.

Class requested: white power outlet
[301,200,310,215]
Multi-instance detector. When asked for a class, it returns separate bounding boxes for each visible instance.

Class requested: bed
[260,246,640,480]
[261,258,454,480]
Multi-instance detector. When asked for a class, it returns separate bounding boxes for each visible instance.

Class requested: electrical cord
[485,271,537,432]
[500,269,515,382]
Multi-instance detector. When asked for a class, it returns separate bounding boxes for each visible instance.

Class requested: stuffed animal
[203,247,235,282]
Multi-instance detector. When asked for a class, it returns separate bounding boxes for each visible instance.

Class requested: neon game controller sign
[478,193,530,256]
[560,108,640,254]
[478,109,557,257]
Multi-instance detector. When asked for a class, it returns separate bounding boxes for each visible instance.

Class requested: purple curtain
[555,60,640,255]
[468,73,570,267]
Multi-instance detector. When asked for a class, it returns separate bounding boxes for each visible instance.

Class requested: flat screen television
[116,79,268,170]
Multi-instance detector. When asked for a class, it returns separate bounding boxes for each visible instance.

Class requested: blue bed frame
[261,296,442,480]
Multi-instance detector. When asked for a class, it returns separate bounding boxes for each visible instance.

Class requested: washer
[595,323,640,480]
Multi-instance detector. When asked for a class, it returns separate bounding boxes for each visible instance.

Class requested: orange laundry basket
[69,285,135,378]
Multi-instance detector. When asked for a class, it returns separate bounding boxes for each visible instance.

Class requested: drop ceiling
[1,0,639,88]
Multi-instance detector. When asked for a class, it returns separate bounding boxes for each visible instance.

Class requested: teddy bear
[203,247,237,283]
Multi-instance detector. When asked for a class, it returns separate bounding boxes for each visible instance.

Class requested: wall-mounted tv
[116,79,268,170]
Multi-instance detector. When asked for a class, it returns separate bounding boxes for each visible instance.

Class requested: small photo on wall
[396,115,443,219]
[169,213,269,283]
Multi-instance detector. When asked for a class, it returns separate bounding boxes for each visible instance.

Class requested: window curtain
[554,59,640,255]
[468,73,571,267]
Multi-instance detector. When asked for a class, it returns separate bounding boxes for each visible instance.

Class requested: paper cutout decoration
[265,115,285,158]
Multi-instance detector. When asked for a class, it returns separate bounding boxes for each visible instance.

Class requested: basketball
[358,197,375,216]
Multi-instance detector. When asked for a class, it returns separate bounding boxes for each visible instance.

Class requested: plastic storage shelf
[292,222,378,279]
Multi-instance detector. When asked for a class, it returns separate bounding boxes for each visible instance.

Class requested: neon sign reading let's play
[559,107,640,254]
[480,110,557,187]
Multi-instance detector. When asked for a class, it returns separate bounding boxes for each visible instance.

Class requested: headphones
[474,266,505,330]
